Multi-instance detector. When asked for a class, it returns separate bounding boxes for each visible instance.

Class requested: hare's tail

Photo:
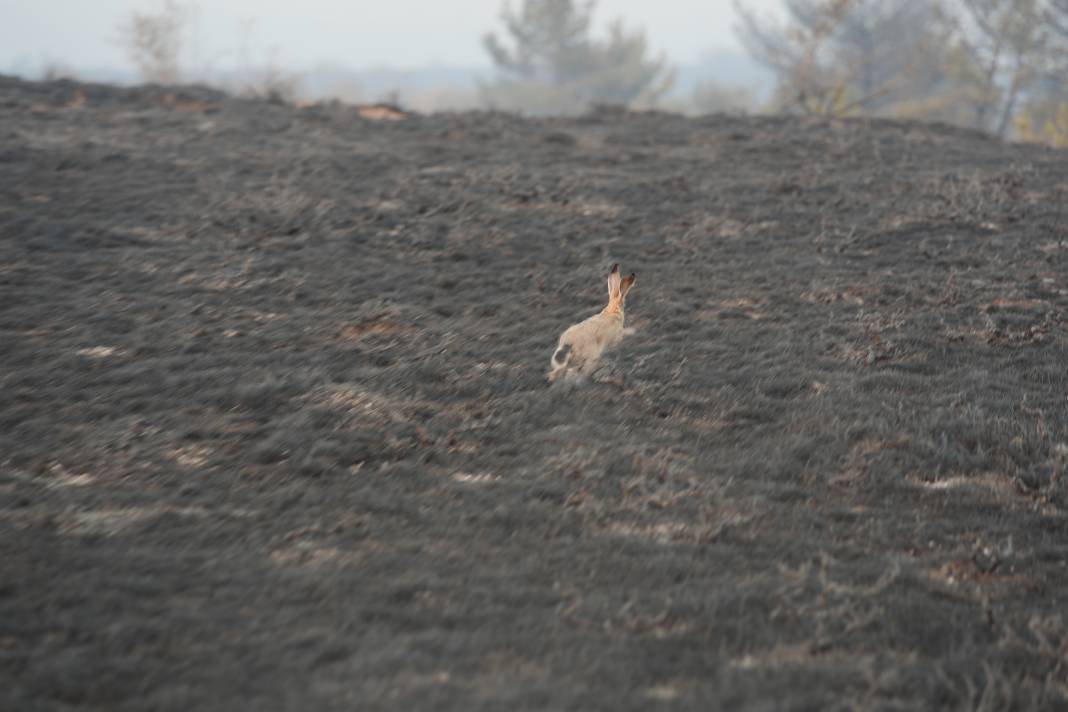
[552,343,572,367]
[548,343,574,383]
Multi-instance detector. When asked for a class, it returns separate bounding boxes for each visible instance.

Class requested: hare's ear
[620,272,636,297]
[607,263,621,299]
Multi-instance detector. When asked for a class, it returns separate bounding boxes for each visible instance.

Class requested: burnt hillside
[3,75,1068,710]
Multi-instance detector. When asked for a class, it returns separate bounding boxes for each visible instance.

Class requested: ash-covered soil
[3,75,1068,710]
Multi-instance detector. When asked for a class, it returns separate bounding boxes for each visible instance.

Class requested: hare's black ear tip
[629,272,636,280]
[610,263,620,274]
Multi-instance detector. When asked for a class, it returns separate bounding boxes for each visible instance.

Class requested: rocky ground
[3,75,1068,710]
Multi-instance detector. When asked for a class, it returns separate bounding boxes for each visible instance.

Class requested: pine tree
[481,0,674,115]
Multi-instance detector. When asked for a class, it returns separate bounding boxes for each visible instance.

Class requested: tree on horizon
[481,0,675,115]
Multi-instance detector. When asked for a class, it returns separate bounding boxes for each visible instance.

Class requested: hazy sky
[1,0,783,74]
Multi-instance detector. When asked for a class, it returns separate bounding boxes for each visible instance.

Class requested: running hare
[548,263,636,383]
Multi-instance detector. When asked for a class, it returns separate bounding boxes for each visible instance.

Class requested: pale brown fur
[548,264,636,383]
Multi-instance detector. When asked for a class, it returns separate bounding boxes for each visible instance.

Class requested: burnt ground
[2,75,1068,710]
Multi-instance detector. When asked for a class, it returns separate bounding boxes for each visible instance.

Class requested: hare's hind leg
[576,352,601,377]
[551,355,591,386]
[547,360,589,387]
[551,367,586,388]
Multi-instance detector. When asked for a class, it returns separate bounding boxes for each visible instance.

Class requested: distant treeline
[112,0,1068,145]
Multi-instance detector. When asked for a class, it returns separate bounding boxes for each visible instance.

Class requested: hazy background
[1,0,782,70]
[4,0,1067,145]
[0,0,779,111]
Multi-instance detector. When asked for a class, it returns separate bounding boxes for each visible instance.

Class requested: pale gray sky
[1,0,783,75]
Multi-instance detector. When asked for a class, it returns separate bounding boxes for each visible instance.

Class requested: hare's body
[550,309,624,378]
[549,264,635,383]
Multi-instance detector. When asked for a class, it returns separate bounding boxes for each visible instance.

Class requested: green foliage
[948,0,1052,137]
[735,0,1068,145]
[736,0,951,118]
[481,0,675,115]
[1015,98,1068,147]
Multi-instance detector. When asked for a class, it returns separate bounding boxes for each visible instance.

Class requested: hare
[548,263,636,383]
